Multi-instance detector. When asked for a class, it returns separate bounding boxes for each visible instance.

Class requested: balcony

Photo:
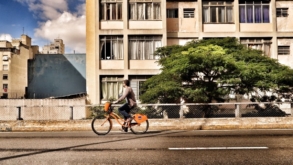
[100,60,124,69]
[129,21,162,29]
[100,21,123,30]
[129,60,160,70]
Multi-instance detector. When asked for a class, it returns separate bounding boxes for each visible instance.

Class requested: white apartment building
[86,0,293,104]
[0,34,39,98]
[42,39,65,54]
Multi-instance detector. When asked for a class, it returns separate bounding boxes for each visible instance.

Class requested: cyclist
[113,79,137,132]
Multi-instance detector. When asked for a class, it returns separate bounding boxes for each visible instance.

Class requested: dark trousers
[118,103,131,120]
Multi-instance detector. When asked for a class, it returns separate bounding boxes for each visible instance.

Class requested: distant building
[0,34,39,99]
[42,39,65,54]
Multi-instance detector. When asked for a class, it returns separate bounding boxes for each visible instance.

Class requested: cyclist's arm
[114,88,129,103]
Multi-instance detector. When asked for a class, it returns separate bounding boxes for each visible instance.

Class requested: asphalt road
[0,130,293,165]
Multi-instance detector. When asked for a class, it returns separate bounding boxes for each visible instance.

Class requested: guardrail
[0,102,292,120]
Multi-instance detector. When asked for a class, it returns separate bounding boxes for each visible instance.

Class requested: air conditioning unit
[2,56,9,61]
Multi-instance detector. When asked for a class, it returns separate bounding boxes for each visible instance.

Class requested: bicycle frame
[104,112,125,126]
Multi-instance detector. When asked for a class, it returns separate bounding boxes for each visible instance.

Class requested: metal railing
[127,102,292,119]
[0,102,292,120]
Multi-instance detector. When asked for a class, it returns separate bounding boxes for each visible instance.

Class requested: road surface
[0,130,293,164]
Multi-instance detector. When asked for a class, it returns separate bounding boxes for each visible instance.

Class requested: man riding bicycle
[113,79,137,132]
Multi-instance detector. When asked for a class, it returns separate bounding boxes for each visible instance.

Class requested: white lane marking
[168,147,268,150]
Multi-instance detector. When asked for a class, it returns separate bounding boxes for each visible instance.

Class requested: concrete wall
[86,0,98,104]
[129,21,163,29]
[0,99,87,120]
[166,1,198,33]
[100,21,124,29]
[27,54,86,98]
[277,38,293,68]
[2,117,293,132]
[276,1,293,31]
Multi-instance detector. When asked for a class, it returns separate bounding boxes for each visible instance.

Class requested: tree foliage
[140,37,293,103]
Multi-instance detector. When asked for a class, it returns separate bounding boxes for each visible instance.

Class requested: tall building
[0,34,39,98]
[42,39,65,54]
[86,0,293,104]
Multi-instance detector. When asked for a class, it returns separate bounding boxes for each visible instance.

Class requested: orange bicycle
[91,102,149,135]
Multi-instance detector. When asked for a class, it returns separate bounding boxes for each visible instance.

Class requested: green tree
[140,37,293,104]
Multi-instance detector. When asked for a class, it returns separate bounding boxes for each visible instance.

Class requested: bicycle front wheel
[91,117,112,135]
[130,120,149,134]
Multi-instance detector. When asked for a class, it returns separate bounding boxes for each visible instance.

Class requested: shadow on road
[0,130,187,161]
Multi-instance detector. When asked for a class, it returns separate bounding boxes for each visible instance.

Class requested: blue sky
[0,0,86,53]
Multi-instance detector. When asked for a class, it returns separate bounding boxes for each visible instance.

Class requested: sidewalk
[1,117,293,132]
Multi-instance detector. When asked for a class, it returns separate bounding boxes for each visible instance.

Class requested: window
[3,84,8,93]
[129,36,162,60]
[3,65,8,71]
[100,0,122,20]
[239,1,270,23]
[3,74,8,80]
[130,76,151,101]
[100,36,123,60]
[278,46,290,55]
[203,1,233,23]
[129,1,161,20]
[183,8,195,18]
[101,76,124,100]
[240,38,271,56]
[276,8,288,17]
[167,9,178,18]
[2,55,8,61]
[1,93,8,99]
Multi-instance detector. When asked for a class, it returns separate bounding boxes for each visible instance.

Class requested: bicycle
[91,102,149,135]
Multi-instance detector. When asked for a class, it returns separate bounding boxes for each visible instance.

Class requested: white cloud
[35,12,85,53]
[15,0,86,53]
[0,34,12,42]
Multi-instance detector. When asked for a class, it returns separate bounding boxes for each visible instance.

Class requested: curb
[1,117,293,132]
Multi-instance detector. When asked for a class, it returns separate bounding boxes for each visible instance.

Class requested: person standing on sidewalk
[113,79,137,126]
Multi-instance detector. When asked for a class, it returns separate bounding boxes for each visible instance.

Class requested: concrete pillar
[198,0,203,39]
[235,104,241,118]
[234,0,240,33]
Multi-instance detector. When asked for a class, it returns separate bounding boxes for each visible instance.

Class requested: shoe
[124,127,128,132]
[122,121,128,132]
[120,128,128,132]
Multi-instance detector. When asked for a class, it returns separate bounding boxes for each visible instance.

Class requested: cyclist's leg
[118,103,132,132]
[118,103,131,120]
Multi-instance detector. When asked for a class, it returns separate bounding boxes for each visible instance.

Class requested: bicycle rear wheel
[130,120,149,134]
[91,117,112,135]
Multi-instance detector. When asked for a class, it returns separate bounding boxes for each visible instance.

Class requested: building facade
[27,54,86,99]
[0,34,39,98]
[42,39,65,54]
[86,0,293,104]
